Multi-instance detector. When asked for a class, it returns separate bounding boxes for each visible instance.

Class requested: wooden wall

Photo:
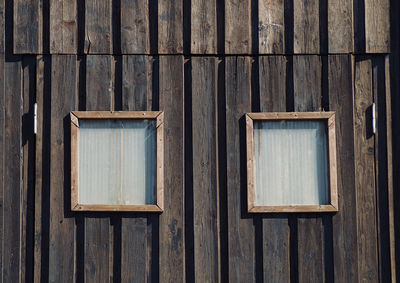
[0,0,398,282]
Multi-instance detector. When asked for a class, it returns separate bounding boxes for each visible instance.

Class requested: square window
[70,111,164,212]
[246,112,338,213]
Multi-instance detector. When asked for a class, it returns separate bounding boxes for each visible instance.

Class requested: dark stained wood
[293,55,325,282]
[293,0,319,54]
[3,58,22,282]
[34,55,45,283]
[191,57,219,282]
[159,55,185,282]
[85,0,112,54]
[259,56,286,111]
[21,56,36,282]
[365,0,390,53]
[121,55,153,282]
[258,56,290,282]
[0,55,4,281]
[121,218,148,282]
[191,0,217,54]
[225,0,251,54]
[48,55,77,282]
[329,55,358,283]
[225,56,254,282]
[85,55,112,282]
[121,0,150,54]
[158,1,183,53]
[353,58,379,282]
[385,55,396,282]
[0,0,4,52]
[328,0,352,53]
[50,0,77,53]
[14,0,40,53]
[122,55,152,110]
[293,56,321,111]
[258,0,285,54]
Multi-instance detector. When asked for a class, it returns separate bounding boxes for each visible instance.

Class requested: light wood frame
[246,112,338,213]
[70,111,164,212]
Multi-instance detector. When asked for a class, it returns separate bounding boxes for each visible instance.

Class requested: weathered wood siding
[0,0,398,282]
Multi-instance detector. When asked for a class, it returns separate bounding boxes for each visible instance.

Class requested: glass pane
[254,120,329,206]
[78,119,157,205]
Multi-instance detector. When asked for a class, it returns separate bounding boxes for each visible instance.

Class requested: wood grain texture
[48,55,77,282]
[3,58,22,283]
[21,56,36,282]
[385,55,396,282]
[328,0,352,53]
[293,56,321,111]
[121,218,149,282]
[293,0,319,54]
[225,56,254,282]
[121,0,150,54]
[50,0,77,53]
[258,0,285,54]
[259,56,286,111]
[0,0,4,52]
[85,0,112,54]
[0,55,4,282]
[259,55,289,282]
[120,54,153,282]
[159,56,185,282]
[14,0,40,53]
[225,0,251,54]
[158,0,183,53]
[354,58,379,282]
[122,56,153,110]
[85,55,112,282]
[293,55,325,282]
[365,0,390,53]
[34,56,45,282]
[192,57,219,282]
[329,55,358,283]
[191,0,217,54]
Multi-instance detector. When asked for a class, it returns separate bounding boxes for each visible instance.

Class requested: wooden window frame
[246,112,338,213]
[70,111,164,212]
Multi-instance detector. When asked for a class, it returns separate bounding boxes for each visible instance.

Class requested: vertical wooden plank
[50,0,77,53]
[14,0,40,53]
[158,1,183,53]
[122,56,152,111]
[365,0,390,53]
[48,55,77,282]
[293,55,325,282]
[385,56,397,283]
[0,0,4,53]
[85,55,112,282]
[21,56,36,282]
[120,55,153,282]
[34,55,44,283]
[225,56,254,282]
[353,58,379,282]
[0,55,4,282]
[293,0,319,54]
[191,0,217,54]
[258,0,285,54]
[191,57,219,282]
[121,0,150,54]
[225,0,251,54]
[259,56,290,282]
[3,57,22,283]
[85,1,112,54]
[329,55,358,283]
[328,0,352,53]
[159,55,184,283]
